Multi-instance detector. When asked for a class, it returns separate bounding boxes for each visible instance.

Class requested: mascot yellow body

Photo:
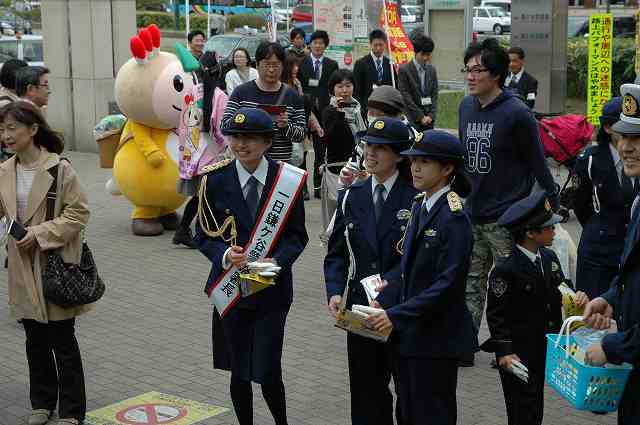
[112,26,201,236]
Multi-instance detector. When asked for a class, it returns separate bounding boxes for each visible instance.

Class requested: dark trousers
[179,195,199,228]
[229,375,288,425]
[618,371,640,425]
[347,333,401,425]
[497,362,544,425]
[576,255,618,300]
[312,133,324,192]
[23,318,86,421]
[395,356,458,425]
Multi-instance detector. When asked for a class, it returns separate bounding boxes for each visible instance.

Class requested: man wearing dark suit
[397,35,438,132]
[353,29,396,120]
[299,30,339,198]
[195,108,308,425]
[583,83,640,425]
[506,47,538,110]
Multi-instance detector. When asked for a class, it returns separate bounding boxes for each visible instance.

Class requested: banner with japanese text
[587,13,613,125]
[378,0,414,65]
[313,0,354,68]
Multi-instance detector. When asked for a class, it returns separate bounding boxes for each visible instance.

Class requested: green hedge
[136,11,265,32]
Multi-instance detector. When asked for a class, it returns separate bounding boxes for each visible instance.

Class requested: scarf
[330,96,367,142]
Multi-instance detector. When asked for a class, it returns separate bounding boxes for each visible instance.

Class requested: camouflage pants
[466,222,514,334]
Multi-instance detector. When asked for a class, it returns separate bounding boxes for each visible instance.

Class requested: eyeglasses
[461,67,489,75]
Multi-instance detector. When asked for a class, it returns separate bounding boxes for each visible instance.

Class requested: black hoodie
[458,90,555,224]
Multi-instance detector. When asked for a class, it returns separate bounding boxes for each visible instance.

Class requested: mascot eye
[173,75,184,92]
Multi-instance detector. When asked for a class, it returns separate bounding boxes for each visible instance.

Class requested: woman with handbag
[0,101,91,425]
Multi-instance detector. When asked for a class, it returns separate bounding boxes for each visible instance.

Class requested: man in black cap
[583,83,640,425]
[368,130,477,425]
[195,107,308,425]
[481,191,586,425]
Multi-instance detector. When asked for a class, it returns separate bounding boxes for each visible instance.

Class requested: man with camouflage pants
[458,39,558,366]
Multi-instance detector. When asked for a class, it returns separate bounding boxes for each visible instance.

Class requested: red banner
[379,0,414,65]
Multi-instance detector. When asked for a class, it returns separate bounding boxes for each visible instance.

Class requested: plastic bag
[94,114,126,140]
[551,223,577,284]
[289,141,304,167]
[572,326,609,352]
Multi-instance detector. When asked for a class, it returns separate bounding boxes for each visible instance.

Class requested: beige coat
[0,151,92,322]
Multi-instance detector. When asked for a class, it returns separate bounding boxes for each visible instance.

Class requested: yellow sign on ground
[587,13,614,125]
[86,392,228,425]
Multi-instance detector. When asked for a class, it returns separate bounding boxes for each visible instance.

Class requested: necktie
[622,172,635,206]
[374,184,386,223]
[509,75,518,89]
[534,256,543,276]
[417,202,427,233]
[376,58,383,82]
[245,176,259,220]
[420,65,428,96]
[314,59,321,79]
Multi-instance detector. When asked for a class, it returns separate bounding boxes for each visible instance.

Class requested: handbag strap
[45,158,69,221]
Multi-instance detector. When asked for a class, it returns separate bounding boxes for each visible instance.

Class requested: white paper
[360,274,381,304]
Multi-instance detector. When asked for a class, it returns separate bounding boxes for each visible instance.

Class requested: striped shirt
[222,81,306,162]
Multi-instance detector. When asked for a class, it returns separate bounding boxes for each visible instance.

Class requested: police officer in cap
[367,130,477,425]
[584,83,640,425]
[324,117,416,425]
[482,191,587,425]
[195,107,308,425]
[574,97,639,300]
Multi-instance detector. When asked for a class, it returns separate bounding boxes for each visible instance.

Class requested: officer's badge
[623,94,638,116]
[414,192,426,201]
[425,229,437,237]
[397,209,411,220]
[374,120,385,130]
[414,131,424,142]
[490,277,508,298]
[552,262,559,272]
[200,157,233,173]
[234,113,246,124]
[447,192,463,212]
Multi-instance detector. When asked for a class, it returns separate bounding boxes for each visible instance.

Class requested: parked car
[480,0,510,15]
[571,15,636,38]
[204,31,290,84]
[0,34,43,66]
[291,4,312,24]
[0,21,14,36]
[473,6,510,35]
[400,5,424,24]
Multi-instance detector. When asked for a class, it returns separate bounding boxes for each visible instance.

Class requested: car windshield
[0,38,43,62]
[487,8,507,17]
[205,37,240,57]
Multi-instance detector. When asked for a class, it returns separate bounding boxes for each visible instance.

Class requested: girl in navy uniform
[324,117,416,425]
[574,97,639,299]
[368,130,477,425]
[482,192,588,425]
[195,108,308,425]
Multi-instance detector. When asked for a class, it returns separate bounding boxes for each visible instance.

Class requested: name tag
[527,92,536,100]
[421,97,432,106]
[309,79,320,87]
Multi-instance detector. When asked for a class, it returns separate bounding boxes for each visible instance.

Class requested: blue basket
[545,319,633,412]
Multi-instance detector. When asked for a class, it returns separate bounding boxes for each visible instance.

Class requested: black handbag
[42,162,105,308]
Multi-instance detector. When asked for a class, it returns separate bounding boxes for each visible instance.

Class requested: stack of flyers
[508,360,529,383]
[351,304,384,318]
[360,274,382,304]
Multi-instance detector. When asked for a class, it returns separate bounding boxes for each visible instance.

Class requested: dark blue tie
[374,184,386,223]
[376,58,383,82]
[245,176,259,220]
[314,59,321,79]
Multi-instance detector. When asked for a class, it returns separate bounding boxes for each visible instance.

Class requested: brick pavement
[0,152,617,425]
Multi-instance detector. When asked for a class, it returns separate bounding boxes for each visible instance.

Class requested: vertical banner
[314,0,354,68]
[636,9,640,76]
[587,13,613,125]
[379,0,414,66]
[267,0,277,42]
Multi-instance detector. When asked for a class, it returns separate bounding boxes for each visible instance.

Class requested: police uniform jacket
[574,145,635,266]
[324,176,417,308]
[600,204,640,423]
[481,247,564,367]
[195,158,309,311]
[386,191,478,359]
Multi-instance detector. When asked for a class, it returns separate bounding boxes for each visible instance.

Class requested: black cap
[221,107,277,136]
[497,191,563,232]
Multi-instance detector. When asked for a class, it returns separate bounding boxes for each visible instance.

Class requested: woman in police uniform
[368,130,477,425]
[574,97,639,299]
[324,117,416,425]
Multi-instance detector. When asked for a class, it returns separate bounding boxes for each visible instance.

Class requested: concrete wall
[42,0,135,152]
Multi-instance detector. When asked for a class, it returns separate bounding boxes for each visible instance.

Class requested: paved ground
[0,152,617,425]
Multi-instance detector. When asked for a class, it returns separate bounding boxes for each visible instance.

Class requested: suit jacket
[324,176,417,308]
[507,70,538,109]
[386,191,477,359]
[601,204,640,422]
[397,61,438,128]
[195,158,309,311]
[353,54,395,116]
[481,247,564,371]
[0,152,92,322]
[299,55,339,115]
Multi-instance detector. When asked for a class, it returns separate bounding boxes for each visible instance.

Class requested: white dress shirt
[505,68,524,87]
[310,53,324,79]
[371,171,398,203]
[422,184,451,213]
[517,244,543,275]
[222,158,270,269]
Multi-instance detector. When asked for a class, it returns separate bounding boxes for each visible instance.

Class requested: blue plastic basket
[545,316,633,412]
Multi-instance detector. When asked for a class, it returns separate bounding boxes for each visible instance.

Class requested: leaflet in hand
[508,360,529,383]
[360,274,382,304]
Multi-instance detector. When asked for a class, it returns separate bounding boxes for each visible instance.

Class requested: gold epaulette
[447,191,463,213]
[201,158,233,174]
[414,192,426,201]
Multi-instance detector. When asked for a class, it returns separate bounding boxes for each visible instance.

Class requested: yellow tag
[374,120,385,130]
[234,113,246,124]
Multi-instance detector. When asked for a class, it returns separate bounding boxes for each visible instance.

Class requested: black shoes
[172,227,197,249]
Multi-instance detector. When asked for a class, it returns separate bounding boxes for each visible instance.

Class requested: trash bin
[94,114,126,168]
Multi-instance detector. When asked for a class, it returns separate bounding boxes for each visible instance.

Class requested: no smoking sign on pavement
[86,392,227,425]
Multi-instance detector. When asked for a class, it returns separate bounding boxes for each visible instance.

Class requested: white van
[481,0,511,15]
[0,34,43,66]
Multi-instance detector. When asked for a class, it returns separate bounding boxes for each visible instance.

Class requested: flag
[267,0,277,42]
